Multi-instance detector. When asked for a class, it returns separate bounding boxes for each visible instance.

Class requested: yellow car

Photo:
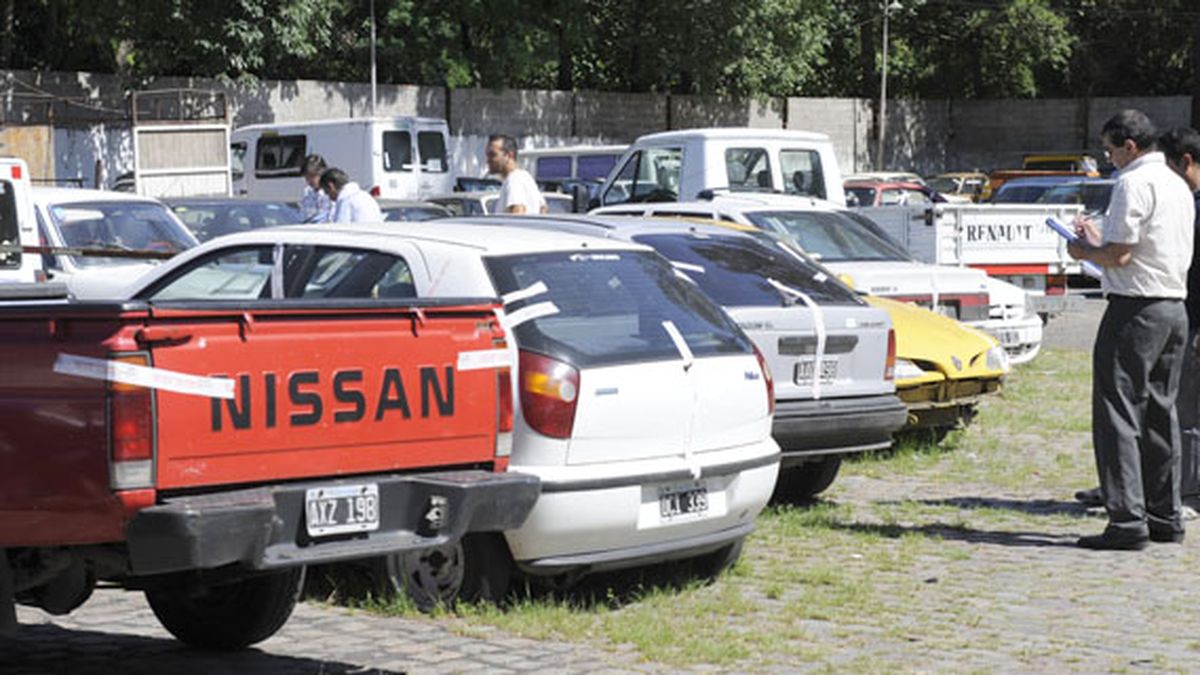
[866,296,1007,437]
[644,215,1007,437]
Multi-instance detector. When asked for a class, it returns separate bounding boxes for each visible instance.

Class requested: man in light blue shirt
[300,154,332,223]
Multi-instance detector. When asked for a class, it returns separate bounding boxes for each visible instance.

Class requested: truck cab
[0,158,41,285]
[596,128,845,208]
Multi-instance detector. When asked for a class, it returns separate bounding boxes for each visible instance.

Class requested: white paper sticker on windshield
[54,353,236,399]
[669,261,706,274]
[457,349,513,371]
[501,281,548,305]
[503,301,559,328]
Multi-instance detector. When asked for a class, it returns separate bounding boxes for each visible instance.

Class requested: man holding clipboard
[1067,110,1195,550]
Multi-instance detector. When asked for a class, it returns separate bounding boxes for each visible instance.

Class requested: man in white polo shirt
[1068,109,1196,550]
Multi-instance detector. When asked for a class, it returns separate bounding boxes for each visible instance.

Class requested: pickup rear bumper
[772,394,907,466]
[125,470,540,576]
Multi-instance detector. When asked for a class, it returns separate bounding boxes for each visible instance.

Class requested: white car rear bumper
[505,440,780,572]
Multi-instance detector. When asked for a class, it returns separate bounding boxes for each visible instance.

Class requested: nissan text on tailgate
[0,282,538,647]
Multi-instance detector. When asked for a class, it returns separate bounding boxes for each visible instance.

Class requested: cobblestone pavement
[1,299,1135,673]
[4,590,651,674]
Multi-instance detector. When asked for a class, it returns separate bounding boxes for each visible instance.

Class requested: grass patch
[342,346,1103,669]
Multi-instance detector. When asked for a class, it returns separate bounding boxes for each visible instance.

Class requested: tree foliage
[3,0,1197,100]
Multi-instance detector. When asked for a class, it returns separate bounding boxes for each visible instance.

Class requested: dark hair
[1101,109,1158,151]
[319,168,349,191]
[302,154,327,176]
[1158,127,1200,166]
[488,134,518,160]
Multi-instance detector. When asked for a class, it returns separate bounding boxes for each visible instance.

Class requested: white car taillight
[884,329,897,381]
[519,351,579,439]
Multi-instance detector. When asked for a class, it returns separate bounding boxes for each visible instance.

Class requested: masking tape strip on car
[661,319,701,479]
[501,281,548,305]
[768,278,828,400]
[53,353,236,399]
[503,301,559,329]
[457,349,514,371]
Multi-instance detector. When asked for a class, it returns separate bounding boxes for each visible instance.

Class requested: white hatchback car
[119,221,780,600]
[594,193,1044,364]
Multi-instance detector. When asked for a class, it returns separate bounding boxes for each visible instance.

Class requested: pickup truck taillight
[495,338,514,460]
[519,351,578,439]
[109,353,156,490]
[752,345,775,415]
[884,329,897,381]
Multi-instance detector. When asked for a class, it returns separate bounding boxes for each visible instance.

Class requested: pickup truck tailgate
[145,302,505,489]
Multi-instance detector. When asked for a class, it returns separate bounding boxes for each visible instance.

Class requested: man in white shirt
[1068,109,1196,550]
[299,155,332,223]
[486,135,547,214]
[320,168,383,224]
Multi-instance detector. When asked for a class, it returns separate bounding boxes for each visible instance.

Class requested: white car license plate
[658,482,709,521]
[305,483,380,538]
[795,357,838,385]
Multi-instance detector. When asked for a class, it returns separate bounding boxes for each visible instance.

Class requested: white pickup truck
[596,128,846,208]
[856,202,1086,315]
[0,158,41,286]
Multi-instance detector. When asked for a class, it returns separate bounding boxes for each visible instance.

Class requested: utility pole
[876,1,902,171]
[370,0,378,117]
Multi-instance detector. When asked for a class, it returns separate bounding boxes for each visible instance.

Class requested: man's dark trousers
[1093,295,1189,538]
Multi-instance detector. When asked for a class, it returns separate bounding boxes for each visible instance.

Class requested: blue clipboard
[1046,217,1103,279]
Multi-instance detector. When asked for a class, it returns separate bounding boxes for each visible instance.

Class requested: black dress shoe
[1149,529,1185,544]
[1077,532,1149,550]
[1074,487,1104,507]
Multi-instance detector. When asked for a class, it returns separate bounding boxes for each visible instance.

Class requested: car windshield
[926,178,959,194]
[746,210,910,263]
[49,200,195,267]
[1037,183,1114,213]
[844,186,876,206]
[486,250,752,368]
[171,202,302,242]
[993,185,1053,203]
[382,206,449,222]
[632,233,860,307]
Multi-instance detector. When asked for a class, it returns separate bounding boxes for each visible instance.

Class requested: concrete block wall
[786,97,871,175]
[448,88,573,138]
[883,99,951,176]
[1086,97,1192,143]
[669,95,785,130]
[947,98,1086,171]
[574,90,667,141]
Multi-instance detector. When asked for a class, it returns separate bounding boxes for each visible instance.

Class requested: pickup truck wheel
[378,533,512,611]
[145,567,304,649]
[772,456,843,502]
[694,536,745,580]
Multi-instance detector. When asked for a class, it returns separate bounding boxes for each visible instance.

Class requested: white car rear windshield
[486,250,753,367]
[632,233,860,307]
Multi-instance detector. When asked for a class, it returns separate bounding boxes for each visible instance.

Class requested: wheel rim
[395,542,465,609]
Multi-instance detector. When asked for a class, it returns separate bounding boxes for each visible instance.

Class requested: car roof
[201,219,650,257]
[484,214,764,241]
[997,176,1094,188]
[632,127,830,144]
[234,116,446,133]
[32,187,166,205]
[377,199,450,208]
[164,197,296,207]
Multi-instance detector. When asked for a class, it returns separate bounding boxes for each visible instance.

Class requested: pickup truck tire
[378,533,512,611]
[145,567,304,649]
[772,456,843,502]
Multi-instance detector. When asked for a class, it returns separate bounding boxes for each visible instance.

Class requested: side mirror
[571,184,590,213]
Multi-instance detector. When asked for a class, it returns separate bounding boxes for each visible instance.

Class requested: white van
[520,145,628,184]
[0,158,41,285]
[597,128,846,208]
[230,117,453,203]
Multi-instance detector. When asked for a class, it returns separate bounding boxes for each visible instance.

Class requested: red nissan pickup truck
[0,294,538,648]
